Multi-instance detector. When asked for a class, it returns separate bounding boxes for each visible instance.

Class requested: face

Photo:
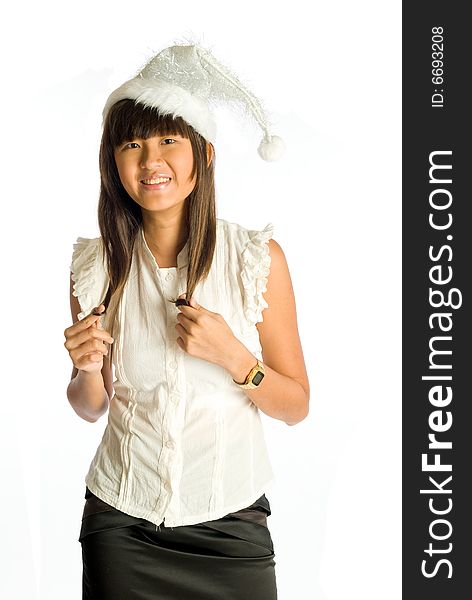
[113,134,196,213]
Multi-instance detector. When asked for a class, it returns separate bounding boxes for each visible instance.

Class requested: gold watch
[233,359,265,389]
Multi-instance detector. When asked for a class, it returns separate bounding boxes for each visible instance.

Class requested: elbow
[87,402,109,423]
[82,414,99,424]
[285,412,308,426]
[73,407,104,424]
[84,406,106,422]
[82,408,107,423]
[285,394,310,426]
[68,399,109,423]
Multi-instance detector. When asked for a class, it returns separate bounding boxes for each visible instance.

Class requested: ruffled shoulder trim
[69,236,109,321]
[240,222,275,327]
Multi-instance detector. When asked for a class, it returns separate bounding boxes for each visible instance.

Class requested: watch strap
[232,359,265,389]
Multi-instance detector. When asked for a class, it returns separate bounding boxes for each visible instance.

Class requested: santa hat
[102,43,285,162]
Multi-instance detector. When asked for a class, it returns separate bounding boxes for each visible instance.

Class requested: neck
[141,212,188,268]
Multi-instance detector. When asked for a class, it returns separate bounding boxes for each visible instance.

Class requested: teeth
[142,177,170,184]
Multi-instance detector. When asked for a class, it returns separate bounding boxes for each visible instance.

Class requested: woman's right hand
[64,304,114,373]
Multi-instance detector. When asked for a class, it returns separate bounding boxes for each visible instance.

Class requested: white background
[0,1,401,598]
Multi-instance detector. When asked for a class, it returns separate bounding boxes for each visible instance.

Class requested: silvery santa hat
[102,43,285,162]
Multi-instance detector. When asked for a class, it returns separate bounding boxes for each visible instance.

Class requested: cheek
[182,156,196,184]
[115,161,134,188]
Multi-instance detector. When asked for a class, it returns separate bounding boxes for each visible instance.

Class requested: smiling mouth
[141,177,171,184]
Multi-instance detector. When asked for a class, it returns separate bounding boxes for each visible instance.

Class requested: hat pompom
[257,135,285,162]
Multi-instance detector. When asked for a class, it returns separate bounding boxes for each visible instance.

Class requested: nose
[140,145,165,170]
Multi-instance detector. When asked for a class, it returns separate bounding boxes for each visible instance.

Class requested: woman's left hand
[175,294,240,367]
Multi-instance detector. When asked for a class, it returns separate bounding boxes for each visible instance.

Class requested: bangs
[107,99,194,149]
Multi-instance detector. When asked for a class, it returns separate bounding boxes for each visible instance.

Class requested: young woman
[64,44,309,599]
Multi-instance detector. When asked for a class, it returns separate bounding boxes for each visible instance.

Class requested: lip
[140,178,172,191]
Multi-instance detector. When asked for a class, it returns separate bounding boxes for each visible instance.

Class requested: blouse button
[165,272,174,281]
[169,361,177,370]
[165,440,175,449]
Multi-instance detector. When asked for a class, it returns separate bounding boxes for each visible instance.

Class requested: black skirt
[79,487,278,599]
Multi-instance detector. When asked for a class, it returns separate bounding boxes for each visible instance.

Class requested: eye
[123,142,140,149]
[161,138,176,145]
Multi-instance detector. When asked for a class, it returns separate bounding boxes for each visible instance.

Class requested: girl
[64,43,309,599]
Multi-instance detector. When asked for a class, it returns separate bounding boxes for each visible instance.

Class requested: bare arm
[65,274,113,422]
[222,239,310,426]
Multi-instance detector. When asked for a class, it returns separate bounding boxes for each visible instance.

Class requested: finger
[176,303,200,322]
[81,337,110,358]
[175,323,188,339]
[85,354,105,365]
[78,306,106,331]
[68,332,111,358]
[188,296,200,309]
[65,308,104,338]
[65,326,114,352]
[91,305,106,330]
[73,351,104,369]
[177,293,200,310]
[176,312,193,329]
[176,295,205,317]
[91,304,106,316]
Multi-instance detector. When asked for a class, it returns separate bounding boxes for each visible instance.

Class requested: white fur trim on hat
[102,78,217,143]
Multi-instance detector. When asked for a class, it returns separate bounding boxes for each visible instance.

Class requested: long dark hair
[98,99,216,366]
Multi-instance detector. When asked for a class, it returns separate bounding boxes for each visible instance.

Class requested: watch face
[252,370,265,386]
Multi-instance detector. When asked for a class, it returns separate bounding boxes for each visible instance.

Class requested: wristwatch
[233,359,265,389]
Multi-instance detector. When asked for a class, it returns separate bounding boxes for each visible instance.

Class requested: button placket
[155,264,186,522]
[164,270,182,377]
[162,269,181,461]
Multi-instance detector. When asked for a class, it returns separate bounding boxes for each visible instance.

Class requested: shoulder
[217,218,279,327]
[263,238,293,301]
[69,235,107,287]
[267,238,285,267]
[217,217,277,288]
[70,236,104,270]
[216,217,275,249]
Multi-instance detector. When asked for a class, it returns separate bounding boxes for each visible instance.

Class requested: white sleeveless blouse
[69,218,276,527]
